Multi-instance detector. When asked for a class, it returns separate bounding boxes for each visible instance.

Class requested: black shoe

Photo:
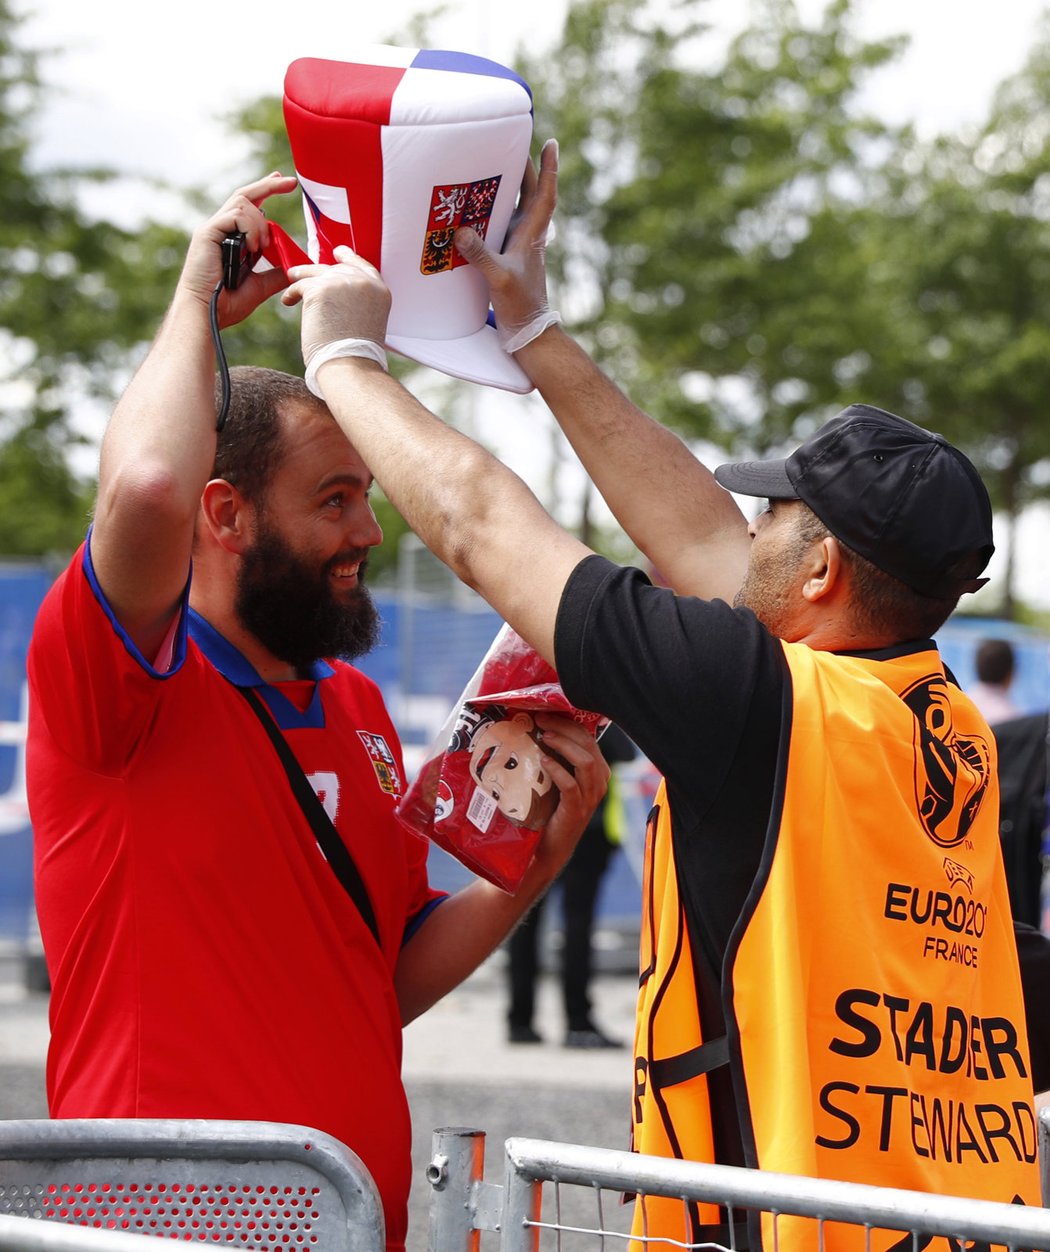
[508,1024,544,1044]
[564,1026,623,1050]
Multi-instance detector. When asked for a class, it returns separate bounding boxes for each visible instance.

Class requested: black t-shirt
[556,555,785,1163]
[555,555,784,964]
[554,554,1050,1111]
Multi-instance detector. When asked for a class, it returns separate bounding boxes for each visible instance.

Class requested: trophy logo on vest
[902,674,991,848]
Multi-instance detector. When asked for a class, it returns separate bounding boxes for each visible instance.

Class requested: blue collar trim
[188,608,334,729]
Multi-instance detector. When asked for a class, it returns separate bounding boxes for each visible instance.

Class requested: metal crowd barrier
[0,1214,164,1252]
[426,1119,1050,1252]
[0,1120,383,1252]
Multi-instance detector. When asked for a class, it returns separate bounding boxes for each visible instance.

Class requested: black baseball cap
[713,404,994,599]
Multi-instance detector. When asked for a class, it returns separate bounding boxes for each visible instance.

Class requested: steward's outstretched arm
[455,140,750,602]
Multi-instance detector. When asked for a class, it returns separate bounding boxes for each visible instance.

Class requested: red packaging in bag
[396,624,607,892]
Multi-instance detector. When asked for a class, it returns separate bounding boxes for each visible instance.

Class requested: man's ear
[801,535,843,604]
[199,479,254,554]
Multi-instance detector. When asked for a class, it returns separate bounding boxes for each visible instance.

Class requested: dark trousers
[507,817,615,1032]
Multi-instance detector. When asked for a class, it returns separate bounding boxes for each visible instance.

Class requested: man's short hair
[976,638,1016,685]
[795,505,960,640]
[211,366,326,502]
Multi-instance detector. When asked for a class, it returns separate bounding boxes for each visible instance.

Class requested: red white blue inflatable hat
[283,47,535,393]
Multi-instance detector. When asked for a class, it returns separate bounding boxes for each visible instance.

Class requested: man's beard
[733,540,806,639]
[735,563,790,636]
[235,518,381,670]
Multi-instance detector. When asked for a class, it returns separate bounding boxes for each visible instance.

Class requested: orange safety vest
[631,642,1040,1251]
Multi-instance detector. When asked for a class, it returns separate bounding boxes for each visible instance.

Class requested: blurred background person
[992,708,1048,929]
[970,637,1048,928]
[970,637,1021,724]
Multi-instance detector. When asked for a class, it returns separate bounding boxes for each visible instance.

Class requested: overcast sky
[18,0,1050,610]
[24,0,1048,216]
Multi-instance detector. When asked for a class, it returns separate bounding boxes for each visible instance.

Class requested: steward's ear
[801,534,843,604]
[199,479,254,555]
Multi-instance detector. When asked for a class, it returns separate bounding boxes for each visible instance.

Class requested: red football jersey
[26,540,444,1251]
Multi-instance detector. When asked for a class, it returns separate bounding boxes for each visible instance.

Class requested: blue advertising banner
[0,564,54,942]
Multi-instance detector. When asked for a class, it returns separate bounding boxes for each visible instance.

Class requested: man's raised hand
[179,172,298,323]
[454,138,562,353]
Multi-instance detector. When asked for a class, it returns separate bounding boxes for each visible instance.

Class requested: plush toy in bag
[397,625,608,893]
[264,45,536,393]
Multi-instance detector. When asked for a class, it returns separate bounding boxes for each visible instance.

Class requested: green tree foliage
[522,0,907,449]
[0,1,190,556]
[0,7,413,579]
[851,23,1050,617]
[6,0,1050,612]
[525,0,1050,614]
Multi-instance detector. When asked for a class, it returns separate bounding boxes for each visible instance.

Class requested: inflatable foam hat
[282,47,535,393]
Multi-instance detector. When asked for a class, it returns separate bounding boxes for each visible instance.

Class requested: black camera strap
[238,684,381,949]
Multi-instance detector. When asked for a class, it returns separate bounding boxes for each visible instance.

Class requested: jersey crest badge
[357,731,402,796]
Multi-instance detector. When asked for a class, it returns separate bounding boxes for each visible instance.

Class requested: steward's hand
[282,245,392,380]
[454,138,562,353]
[178,172,298,325]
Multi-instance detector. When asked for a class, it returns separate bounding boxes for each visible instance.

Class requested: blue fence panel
[357,595,502,698]
[0,564,53,941]
[936,615,1050,716]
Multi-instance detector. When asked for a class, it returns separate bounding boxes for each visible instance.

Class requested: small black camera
[221,232,253,291]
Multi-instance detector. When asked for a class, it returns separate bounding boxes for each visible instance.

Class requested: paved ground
[0,930,641,1252]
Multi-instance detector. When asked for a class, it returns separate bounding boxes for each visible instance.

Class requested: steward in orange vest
[549,406,1043,1252]
[632,641,1038,1250]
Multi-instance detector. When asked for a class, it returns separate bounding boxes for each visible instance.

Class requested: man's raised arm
[454,140,751,603]
[91,174,295,660]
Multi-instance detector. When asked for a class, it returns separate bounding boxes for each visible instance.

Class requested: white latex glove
[453,138,562,353]
[281,246,391,395]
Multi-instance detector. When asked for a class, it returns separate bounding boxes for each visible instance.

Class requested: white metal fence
[426,1118,1050,1252]
[5,1117,1050,1252]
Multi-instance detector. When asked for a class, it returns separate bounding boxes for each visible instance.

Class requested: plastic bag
[396,624,607,892]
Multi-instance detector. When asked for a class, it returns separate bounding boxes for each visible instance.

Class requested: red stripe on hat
[283,59,406,269]
[260,222,311,273]
[285,59,404,124]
